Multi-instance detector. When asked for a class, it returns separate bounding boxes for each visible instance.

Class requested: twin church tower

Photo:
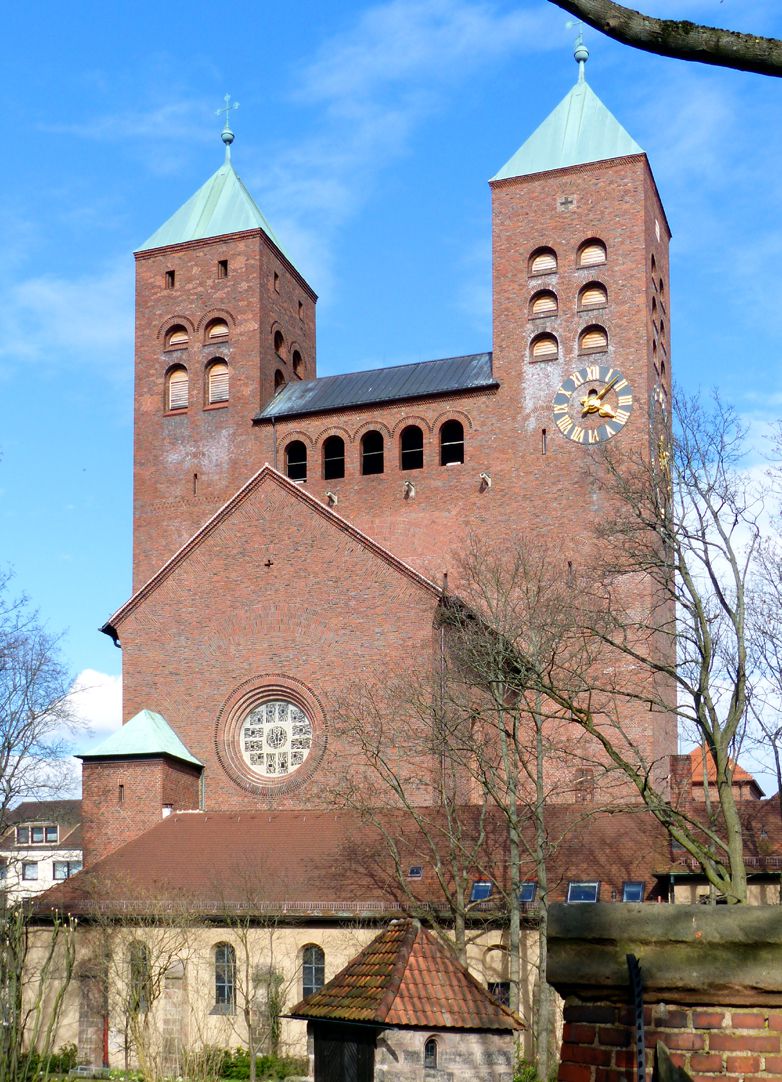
[81,48,675,868]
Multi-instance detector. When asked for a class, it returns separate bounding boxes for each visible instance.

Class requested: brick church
[78,44,676,871]
[48,45,782,1072]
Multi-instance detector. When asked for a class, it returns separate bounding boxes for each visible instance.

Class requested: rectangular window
[273,271,280,293]
[30,826,44,844]
[488,981,510,1007]
[567,881,599,904]
[622,881,645,903]
[15,826,29,845]
[53,861,82,880]
[165,270,175,289]
[298,300,304,319]
[217,259,228,279]
[519,881,537,904]
[45,825,58,843]
[470,880,493,902]
[407,865,423,880]
[118,784,125,804]
[22,862,38,881]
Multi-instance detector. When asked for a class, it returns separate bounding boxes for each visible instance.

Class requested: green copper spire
[78,708,202,767]
[137,100,294,265]
[493,41,643,181]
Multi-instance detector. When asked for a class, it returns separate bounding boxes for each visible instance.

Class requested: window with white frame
[567,881,599,903]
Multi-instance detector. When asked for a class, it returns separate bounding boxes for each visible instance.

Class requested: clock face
[553,364,633,445]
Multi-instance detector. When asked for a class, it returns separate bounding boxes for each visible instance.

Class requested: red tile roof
[291,918,521,1031]
[689,746,761,791]
[37,799,782,918]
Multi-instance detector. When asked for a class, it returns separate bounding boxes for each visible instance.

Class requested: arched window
[424,1038,438,1069]
[529,290,557,317]
[361,431,384,476]
[285,440,307,482]
[530,333,558,362]
[292,350,303,377]
[129,942,151,1015]
[214,943,235,1011]
[577,239,607,268]
[165,325,189,349]
[323,435,345,481]
[274,369,286,393]
[302,945,325,998]
[205,318,229,341]
[400,425,424,471]
[529,247,557,275]
[207,361,229,405]
[659,318,665,340]
[274,329,285,357]
[167,366,189,411]
[651,254,657,276]
[579,325,608,354]
[578,282,607,311]
[440,420,464,466]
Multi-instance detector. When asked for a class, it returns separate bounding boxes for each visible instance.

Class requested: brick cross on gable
[558,195,575,211]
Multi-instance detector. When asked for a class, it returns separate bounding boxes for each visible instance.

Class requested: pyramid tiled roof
[291,919,521,1031]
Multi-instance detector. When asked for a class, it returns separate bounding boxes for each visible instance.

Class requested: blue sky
[2,0,782,773]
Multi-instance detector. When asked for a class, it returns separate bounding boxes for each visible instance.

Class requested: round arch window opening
[240,700,313,778]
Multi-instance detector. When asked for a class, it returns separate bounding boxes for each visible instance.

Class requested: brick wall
[559,1001,782,1081]
[548,905,782,1082]
[81,757,200,865]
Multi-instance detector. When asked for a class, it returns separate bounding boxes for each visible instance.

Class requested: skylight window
[622,881,645,902]
[567,881,599,904]
[470,880,493,902]
[407,865,423,880]
[519,881,537,904]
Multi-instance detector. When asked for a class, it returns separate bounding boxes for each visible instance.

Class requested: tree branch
[548,0,782,77]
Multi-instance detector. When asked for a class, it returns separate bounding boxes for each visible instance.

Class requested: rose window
[240,700,313,778]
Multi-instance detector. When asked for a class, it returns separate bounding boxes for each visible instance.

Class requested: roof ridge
[103,465,440,633]
[376,919,419,1022]
[301,351,492,386]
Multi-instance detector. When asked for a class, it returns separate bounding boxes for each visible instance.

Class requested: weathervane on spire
[216,93,239,159]
[566,20,589,81]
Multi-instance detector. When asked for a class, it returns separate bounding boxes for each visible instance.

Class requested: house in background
[0,799,82,900]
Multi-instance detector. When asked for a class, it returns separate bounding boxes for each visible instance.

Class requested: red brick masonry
[559,1002,782,1082]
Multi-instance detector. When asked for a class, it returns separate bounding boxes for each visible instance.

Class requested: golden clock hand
[596,375,618,400]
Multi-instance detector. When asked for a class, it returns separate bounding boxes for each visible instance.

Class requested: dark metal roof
[255,352,496,421]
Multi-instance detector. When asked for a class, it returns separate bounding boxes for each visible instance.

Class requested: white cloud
[67,668,122,746]
[0,261,134,376]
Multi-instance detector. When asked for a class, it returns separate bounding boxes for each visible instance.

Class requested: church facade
[48,49,726,1071]
[81,49,676,869]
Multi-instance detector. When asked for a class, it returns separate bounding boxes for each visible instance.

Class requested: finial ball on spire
[575,40,589,64]
[221,128,235,146]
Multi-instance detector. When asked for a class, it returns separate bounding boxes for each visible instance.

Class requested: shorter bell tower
[132,108,318,588]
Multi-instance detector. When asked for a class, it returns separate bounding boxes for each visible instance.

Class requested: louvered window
[579,327,608,353]
[167,368,188,410]
[530,290,558,316]
[208,362,229,404]
[579,284,607,310]
[578,241,607,268]
[207,319,229,340]
[529,248,557,275]
[166,326,188,348]
[530,334,558,361]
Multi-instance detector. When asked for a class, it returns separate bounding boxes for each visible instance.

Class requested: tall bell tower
[489,41,677,769]
[132,113,317,589]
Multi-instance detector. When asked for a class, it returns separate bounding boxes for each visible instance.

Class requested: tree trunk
[533,705,551,1081]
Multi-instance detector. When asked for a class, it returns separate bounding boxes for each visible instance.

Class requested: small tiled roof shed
[291,919,521,1082]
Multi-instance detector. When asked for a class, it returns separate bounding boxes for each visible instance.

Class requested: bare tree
[547,0,782,77]
[0,900,77,1082]
[331,676,493,962]
[511,392,764,904]
[0,570,78,829]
